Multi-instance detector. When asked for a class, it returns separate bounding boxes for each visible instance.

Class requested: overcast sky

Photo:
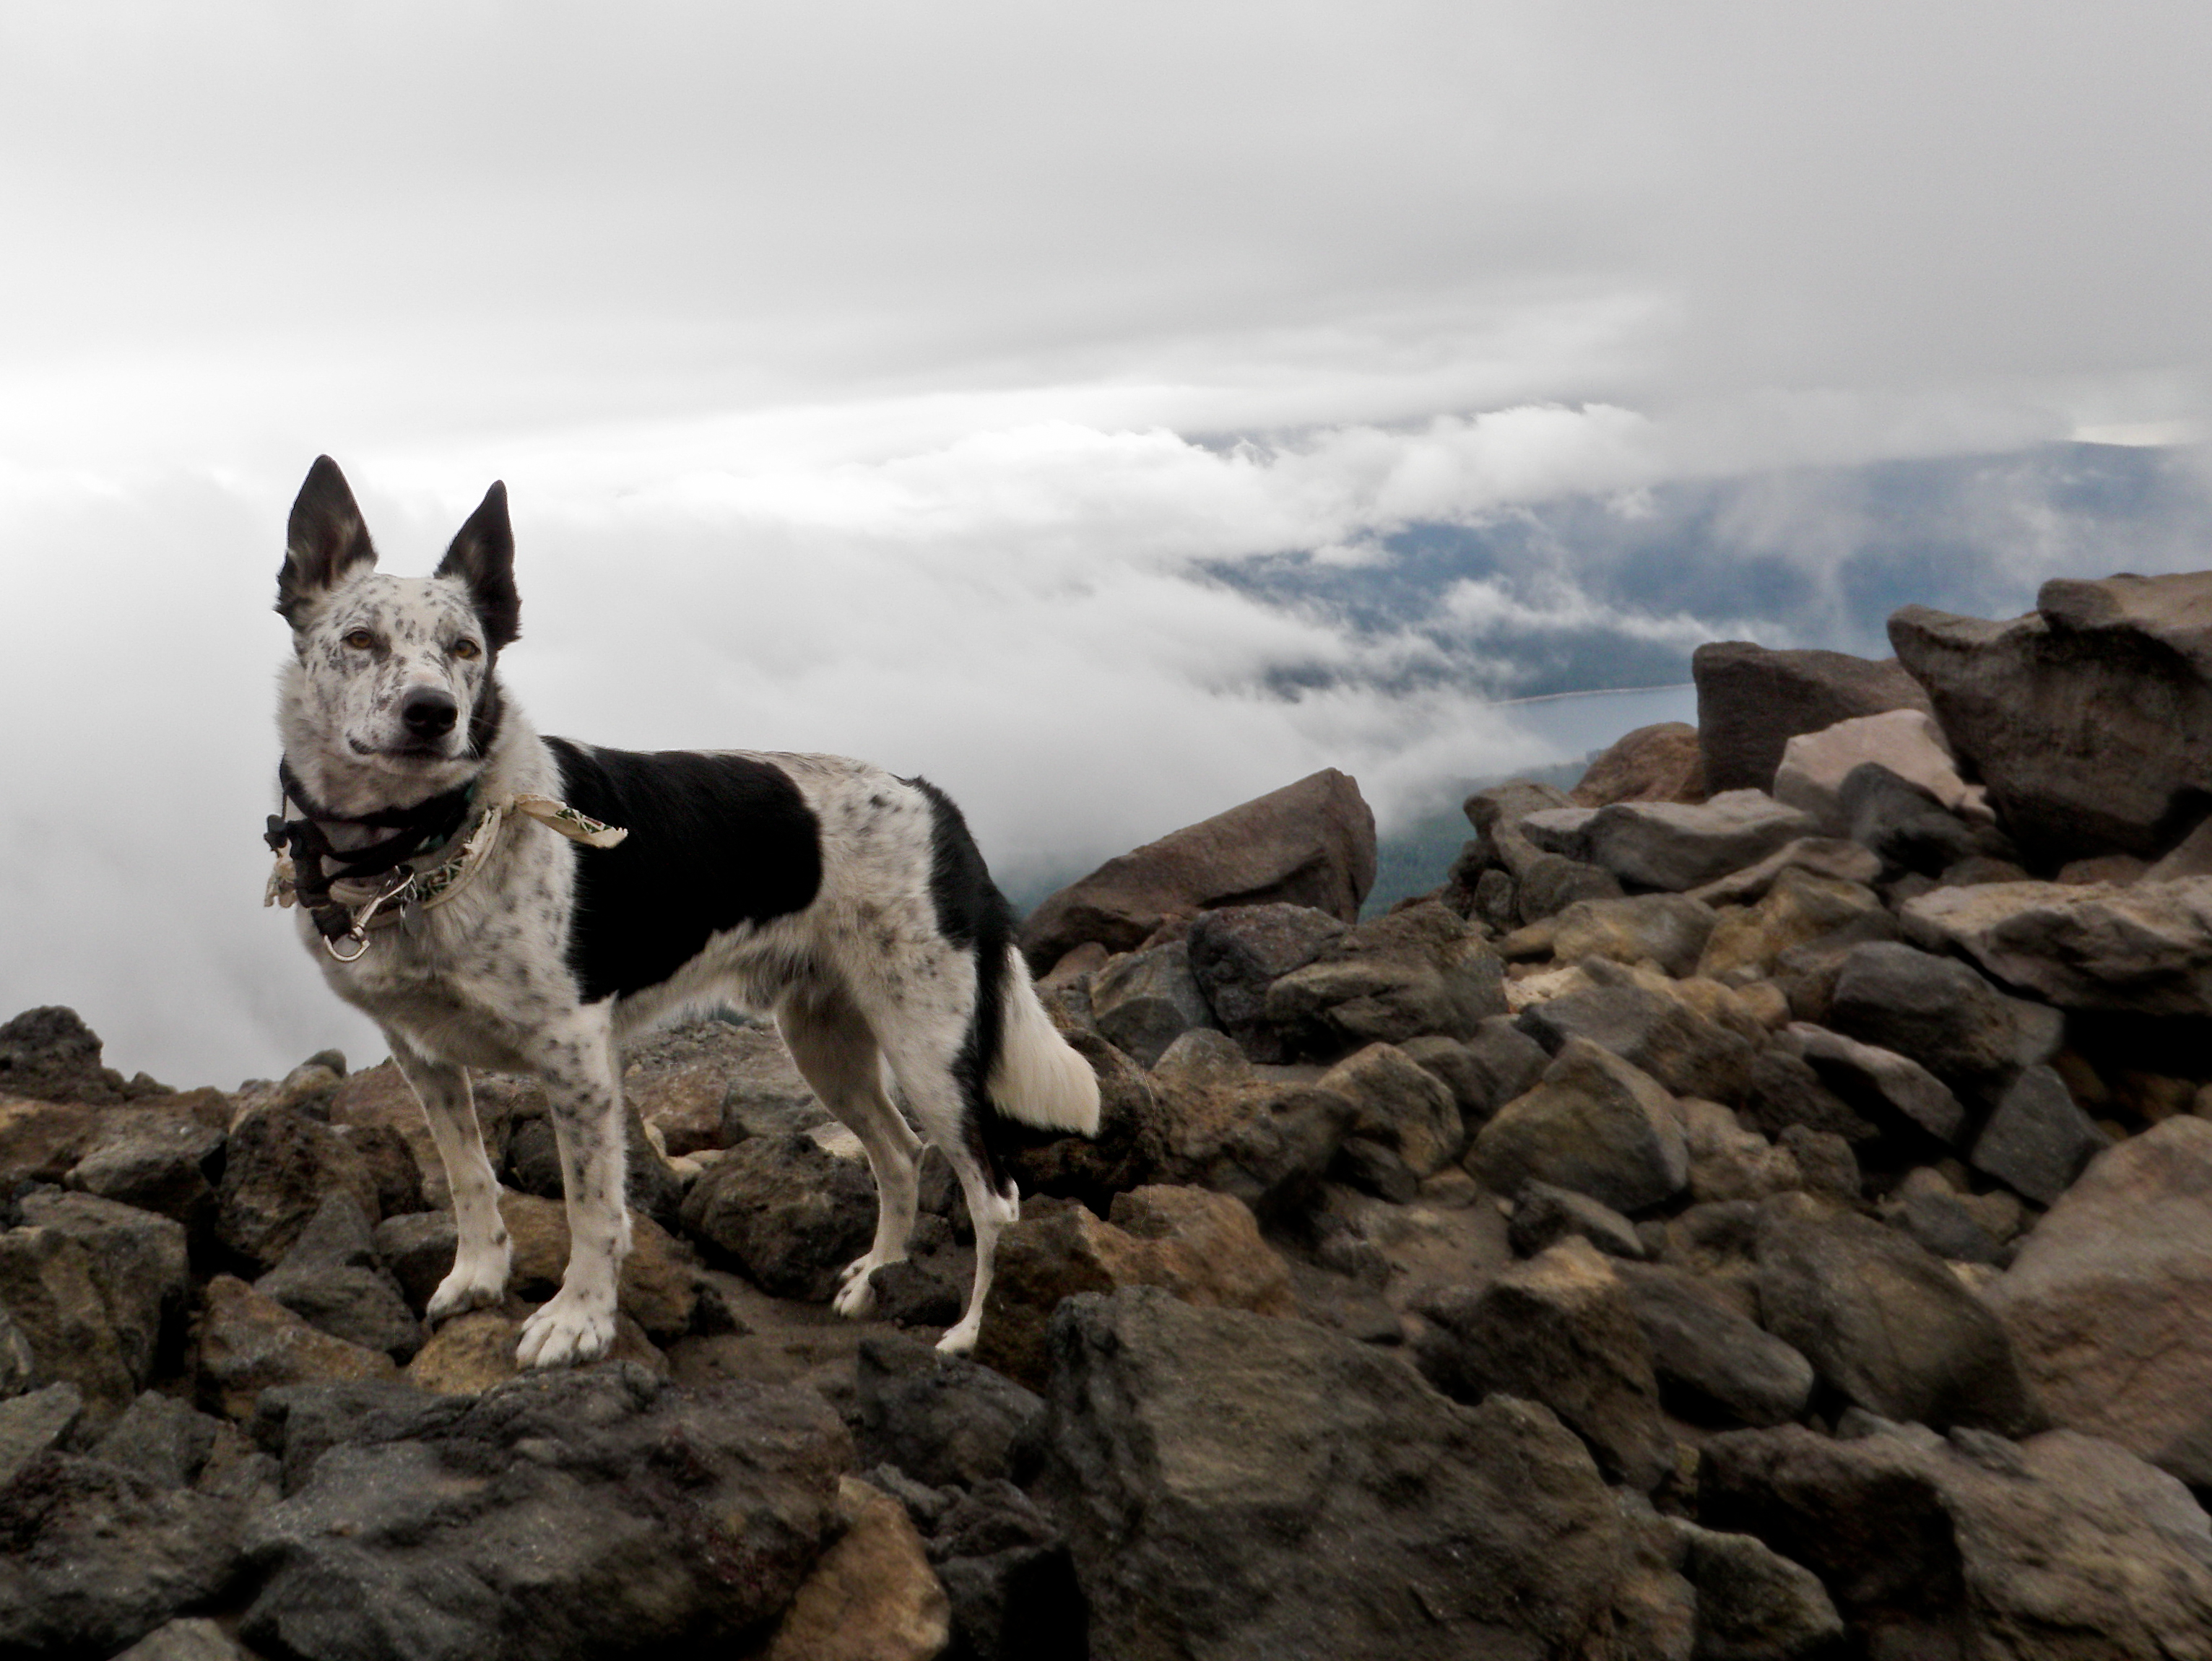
[3,3,2208,1087]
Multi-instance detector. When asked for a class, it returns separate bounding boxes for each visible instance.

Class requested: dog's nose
[402,688,459,739]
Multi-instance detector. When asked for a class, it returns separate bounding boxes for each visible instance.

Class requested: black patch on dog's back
[548,740,823,1003]
[904,776,1020,1192]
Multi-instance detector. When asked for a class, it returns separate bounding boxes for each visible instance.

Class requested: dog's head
[276,456,519,794]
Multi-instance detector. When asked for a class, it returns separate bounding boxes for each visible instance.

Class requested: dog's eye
[342,629,375,650]
[452,638,482,661]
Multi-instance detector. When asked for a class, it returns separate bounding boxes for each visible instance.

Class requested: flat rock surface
[1905,876,2212,1017]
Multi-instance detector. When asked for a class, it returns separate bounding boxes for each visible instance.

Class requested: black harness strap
[266,761,476,942]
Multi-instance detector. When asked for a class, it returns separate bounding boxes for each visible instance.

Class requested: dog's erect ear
[435,480,521,651]
[277,456,378,626]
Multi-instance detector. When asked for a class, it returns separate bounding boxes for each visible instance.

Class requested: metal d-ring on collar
[323,867,420,962]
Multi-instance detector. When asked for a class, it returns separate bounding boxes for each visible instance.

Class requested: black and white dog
[268,456,1098,1367]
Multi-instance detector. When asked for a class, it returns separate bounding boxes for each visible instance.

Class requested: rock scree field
[6,571,2212,1657]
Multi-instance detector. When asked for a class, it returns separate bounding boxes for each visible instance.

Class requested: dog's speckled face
[276,456,520,802]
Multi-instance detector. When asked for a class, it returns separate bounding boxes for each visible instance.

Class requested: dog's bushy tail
[989,947,1101,1136]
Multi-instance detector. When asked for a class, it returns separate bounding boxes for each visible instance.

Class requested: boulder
[1261,900,1506,1057]
[1701,1418,2212,1656]
[0,1382,82,1488]
[108,1618,252,1661]
[1470,1038,1689,1215]
[253,1194,422,1361]
[0,1452,247,1660]
[1904,875,2212,1018]
[976,1189,1295,1391]
[1788,1023,1967,1145]
[239,1365,850,1661]
[1835,763,1985,878]
[998,1025,1171,1215]
[1614,1263,1813,1429]
[1089,940,1217,1068]
[1516,960,1758,1106]
[1692,641,1933,795]
[1985,1117,2212,1485]
[1884,1168,2006,1267]
[1741,1048,1878,1145]
[1506,1181,1648,1263]
[1688,836,1883,907]
[1036,1287,1631,1661]
[1184,903,1348,1062]
[621,1015,797,1156]
[1019,769,1376,968]
[63,1111,226,1241]
[1773,707,1986,835]
[0,1005,165,1106]
[1666,1519,1844,1661]
[0,1307,32,1401]
[1753,1195,2041,1436]
[1148,1051,1354,1221]
[1527,792,1822,895]
[1826,941,2063,1103]
[1415,1238,1673,1490]
[1696,869,1884,985]
[763,1474,950,1661]
[1316,1043,1465,1177]
[0,1096,100,1192]
[1969,1064,2111,1205]
[1569,721,1708,807]
[1678,1096,1803,1206]
[1890,575,2212,865]
[90,1390,226,1492]
[194,1275,398,1421]
[216,1104,384,1273]
[680,1133,877,1302]
[1534,893,1719,979]
[854,1331,1043,1489]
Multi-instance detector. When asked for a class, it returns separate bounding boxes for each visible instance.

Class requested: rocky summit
[10,575,2212,1659]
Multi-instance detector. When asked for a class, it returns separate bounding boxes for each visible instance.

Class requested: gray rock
[1667,1520,1844,1661]
[1826,941,2063,1102]
[1969,1064,2111,1205]
[109,1617,252,1661]
[1693,641,1933,795]
[1689,837,1884,908]
[924,1479,1085,1661]
[1774,1126,1862,1208]
[1740,1047,1878,1145]
[1543,893,1720,978]
[1316,1042,1465,1176]
[1615,1265,1813,1430]
[217,1104,383,1273]
[1986,1117,2212,1486]
[1508,1181,1649,1262]
[1514,853,1628,925]
[1329,1136,1421,1202]
[64,1111,225,1239]
[0,1005,155,1106]
[1471,1039,1689,1215]
[248,1379,462,1495]
[1891,575,2212,865]
[1457,1016,1553,1124]
[90,1391,223,1491]
[1036,1287,1631,1661]
[1517,961,1758,1104]
[1186,903,1349,1062]
[1754,1194,2041,1435]
[1090,940,1218,1069]
[0,1382,83,1488]
[1020,768,1376,968]
[1000,1025,1172,1216]
[2,1192,190,1430]
[255,1193,423,1361]
[1905,875,2212,1018]
[1836,762,1982,877]
[0,1452,246,1661]
[1701,1418,2212,1655]
[678,1132,877,1301]
[369,1210,458,1313]
[1528,792,1822,894]
[1262,901,1506,1057]
[855,1331,1044,1489]
[1788,1023,1966,1144]
[1885,1168,2004,1267]
[0,1308,30,1400]
[240,1365,848,1661]
[1415,1239,1673,1490]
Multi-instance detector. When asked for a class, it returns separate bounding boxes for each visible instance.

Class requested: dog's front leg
[386,1033,512,1322]
[515,1012,632,1369]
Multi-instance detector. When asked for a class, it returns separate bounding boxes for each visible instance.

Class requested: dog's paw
[934,1311,982,1356]
[831,1250,904,1319]
[426,1252,510,1324]
[515,1290,617,1369]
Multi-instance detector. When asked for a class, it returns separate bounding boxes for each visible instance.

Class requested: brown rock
[763,1475,951,1661]
[1020,769,1377,968]
[497,1189,701,1340]
[402,1304,667,1394]
[0,1096,97,1189]
[194,1275,396,1420]
[976,1188,1295,1389]
[1986,1116,2212,1485]
[1571,722,1708,807]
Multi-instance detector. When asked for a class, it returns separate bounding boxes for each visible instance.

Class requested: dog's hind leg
[515,1010,632,1369]
[386,1032,511,1322]
[778,985,923,1321]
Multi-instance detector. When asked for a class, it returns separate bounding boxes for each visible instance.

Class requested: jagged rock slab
[1185,903,1346,1062]
[1317,1043,1464,1177]
[1569,721,1707,807]
[1826,942,2063,1103]
[1693,642,1934,795]
[1891,574,2212,864]
[1262,900,1506,1057]
[1773,707,1987,836]
[1969,1064,2111,1205]
[1905,875,2212,1017]
[1020,769,1376,968]
[1526,792,1821,895]
[1470,1038,1688,1215]
[1090,940,1217,1069]
[1615,1263,1813,1429]
[1789,1023,1967,1145]
[1986,1117,2212,1486]
[1037,1287,1629,1661]
[1701,1418,2212,1657]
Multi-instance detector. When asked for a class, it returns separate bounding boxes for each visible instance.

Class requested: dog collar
[264,778,626,960]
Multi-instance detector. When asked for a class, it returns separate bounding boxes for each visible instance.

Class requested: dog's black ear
[277,456,378,626]
[435,480,521,651]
